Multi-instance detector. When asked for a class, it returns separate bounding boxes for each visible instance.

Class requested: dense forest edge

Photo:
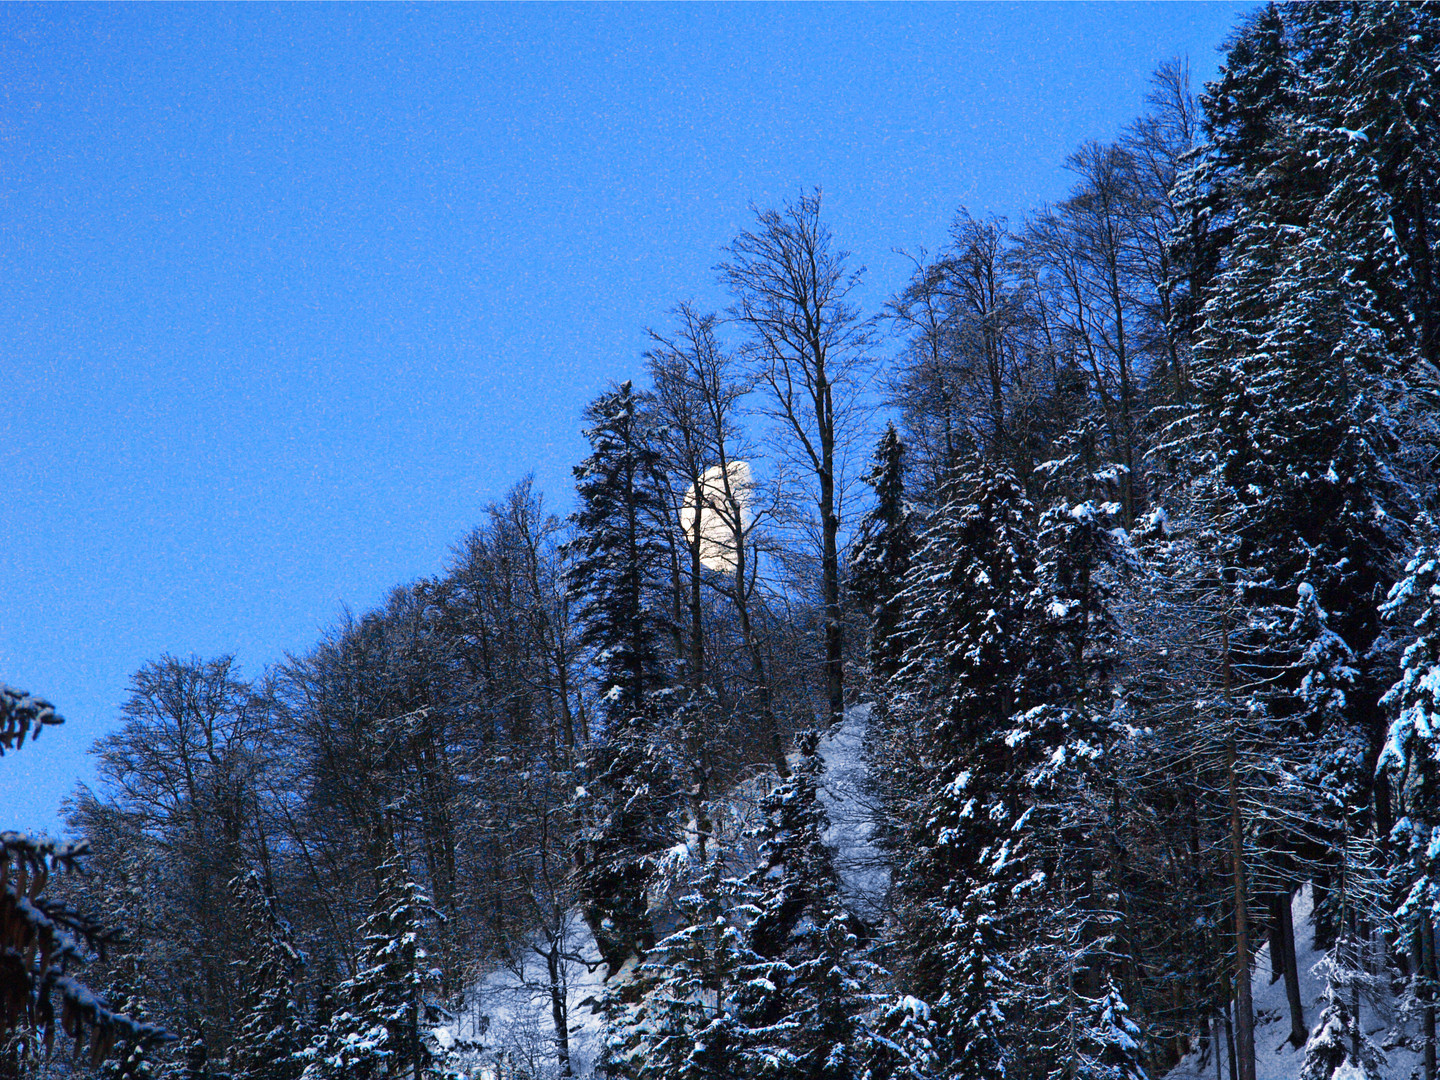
[6,4,1440,1079]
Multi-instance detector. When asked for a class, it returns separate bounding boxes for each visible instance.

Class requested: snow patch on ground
[816,702,891,923]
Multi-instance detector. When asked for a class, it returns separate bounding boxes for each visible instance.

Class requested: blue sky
[0,2,1247,833]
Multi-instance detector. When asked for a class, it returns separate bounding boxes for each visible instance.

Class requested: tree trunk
[1312,871,1334,951]
[547,942,574,1077]
[1224,1000,1237,1080]
[720,192,860,733]
[1278,887,1306,1049]
[1228,793,1256,1080]
[1349,916,1363,1063]
[688,535,705,692]
[1272,898,1284,990]
[1107,256,1136,529]
[1424,911,1436,1080]
[1232,748,1255,1077]
[732,533,788,777]
[820,436,843,727]
[1225,604,1256,1080]
[1268,893,1285,984]
[665,530,687,682]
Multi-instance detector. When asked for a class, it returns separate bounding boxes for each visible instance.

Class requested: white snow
[815,702,891,923]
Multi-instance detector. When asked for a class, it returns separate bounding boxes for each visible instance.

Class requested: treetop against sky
[0,2,1245,832]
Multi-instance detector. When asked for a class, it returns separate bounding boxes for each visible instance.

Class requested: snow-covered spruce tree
[857,994,943,1080]
[1173,0,1417,696]
[941,891,1008,1080]
[1288,1,1440,372]
[567,380,676,718]
[1169,69,1408,1022]
[1299,812,1390,1080]
[1280,585,1365,902]
[1255,582,1364,1051]
[1034,454,1128,709]
[848,424,918,684]
[1179,191,1404,639]
[732,732,885,1080]
[1178,0,1417,574]
[1298,888,1389,1080]
[1019,477,1156,1080]
[1161,8,1433,1072]
[877,446,1150,1078]
[97,953,161,1080]
[1177,4,1299,286]
[883,452,1055,875]
[1271,589,1388,1080]
[567,380,682,977]
[604,854,755,1080]
[228,871,307,1080]
[296,854,443,1080]
[1299,969,1386,1080]
[1073,983,1148,1080]
[172,1030,214,1080]
[1379,544,1440,1077]
[876,454,1059,1075]
[574,715,682,979]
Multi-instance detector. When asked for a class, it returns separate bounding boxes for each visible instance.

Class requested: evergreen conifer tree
[733,733,883,1080]
[943,891,1008,1080]
[567,381,685,980]
[575,716,681,978]
[98,954,160,1080]
[858,995,942,1080]
[1299,951,1387,1080]
[1036,491,1125,709]
[567,381,675,718]
[849,425,918,683]
[1075,984,1149,1080]
[884,455,1054,909]
[1381,545,1440,896]
[297,855,442,1080]
[1172,108,1408,984]
[1289,2,1440,368]
[229,871,307,1080]
[605,856,754,1080]
[1379,544,1440,1073]
[1175,0,1414,667]
[879,453,1120,1076]
[1168,10,1436,1071]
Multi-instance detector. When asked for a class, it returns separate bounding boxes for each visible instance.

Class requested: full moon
[679,461,753,574]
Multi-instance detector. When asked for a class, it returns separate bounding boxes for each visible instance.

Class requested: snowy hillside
[435,911,607,1080]
[437,704,887,1079]
[1167,887,1420,1080]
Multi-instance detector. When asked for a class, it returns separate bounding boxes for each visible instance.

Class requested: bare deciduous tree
[646,303,796,772]
[720,190,872,726]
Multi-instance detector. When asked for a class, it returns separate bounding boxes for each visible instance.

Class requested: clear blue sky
[1,2,1247,834]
